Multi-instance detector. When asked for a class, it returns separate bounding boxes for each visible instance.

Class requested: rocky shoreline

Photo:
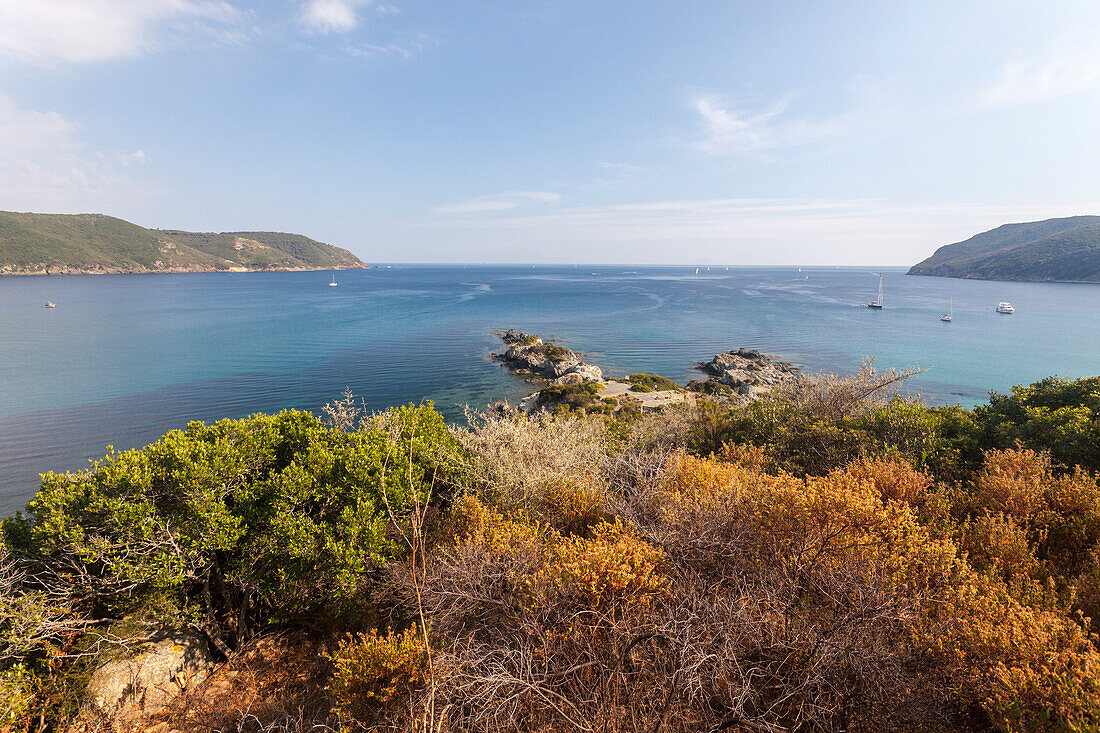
[492,330,803,413]
[0,263,374,276]
[491,330,604,384]
[694,348,803,398]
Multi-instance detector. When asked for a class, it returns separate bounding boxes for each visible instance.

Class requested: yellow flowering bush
[329,625,434,727]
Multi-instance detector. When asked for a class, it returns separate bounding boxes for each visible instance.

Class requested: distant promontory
[0,211,366,275]
[908,216,1100,283]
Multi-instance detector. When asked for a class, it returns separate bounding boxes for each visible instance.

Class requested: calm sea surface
[2,265,1098,514]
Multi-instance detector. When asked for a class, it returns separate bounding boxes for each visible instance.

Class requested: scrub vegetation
[3,373,1100,732]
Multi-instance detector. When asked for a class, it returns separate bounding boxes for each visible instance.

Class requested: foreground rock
[86,630,215,715]
[695,348,803,397]
[492,330,603,383]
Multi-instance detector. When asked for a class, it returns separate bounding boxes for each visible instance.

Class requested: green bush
[976,376,1100,473]
[0,665,38,731]
[536,382,605,411]
[3,404,461,646]
[625,373,681,392]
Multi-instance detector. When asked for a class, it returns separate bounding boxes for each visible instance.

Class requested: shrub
[0,665,38,731]
[535,381,604,411]
[536,521,664,607]
[625,373,681,392]
[977,376,1100,473]
[846,456,932,504]
[329,625,433,728]
[454,410,606,524]
[3,405,461,649]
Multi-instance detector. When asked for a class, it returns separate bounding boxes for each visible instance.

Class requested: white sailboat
[329,274,338,287]
[941,293,953,322]
[867,274,883,309]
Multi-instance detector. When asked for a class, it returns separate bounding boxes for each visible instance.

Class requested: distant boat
[941,293,953,322]
[867,274,884,309]
[695,268,699,274]
[996,301,1015,314]
[44,301,55,308]
[329,274,338,287]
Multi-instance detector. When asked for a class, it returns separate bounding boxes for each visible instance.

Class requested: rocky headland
[493,331,802,414]
[492,329,603,384]
[694,348,803,398]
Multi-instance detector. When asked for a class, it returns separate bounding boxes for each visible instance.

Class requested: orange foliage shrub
[847,456,933,503]
[536,521,664,606]
[718,441,768,471]
[970,448,1051,523]
[328,625,434,728]
[536,477,612,536]
[960,511,1040,581]
[925,577,1100,732]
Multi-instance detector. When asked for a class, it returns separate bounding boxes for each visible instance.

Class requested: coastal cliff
[0,211,366,275]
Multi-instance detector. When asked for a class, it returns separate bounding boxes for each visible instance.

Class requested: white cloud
[0,0,243,65]
[433,191,561,215]
[301,0,371,34]
[692,81,895,157]
[0,94,150,212]
[980,44,1100,108]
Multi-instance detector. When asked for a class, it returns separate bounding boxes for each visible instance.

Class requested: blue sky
[3,1,1100,264]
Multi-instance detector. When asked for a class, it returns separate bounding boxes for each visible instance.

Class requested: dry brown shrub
[454,409,607,526]
[771,357,926,420]
[154,632,334,733]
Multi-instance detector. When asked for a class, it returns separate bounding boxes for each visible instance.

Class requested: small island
[492,329,802,413]
[908,215,1100,283]
[0,211,366,275]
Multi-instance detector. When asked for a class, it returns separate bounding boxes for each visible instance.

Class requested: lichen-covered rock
[86,631,215,715]
[492,330,600,380]
[696,348,802,392]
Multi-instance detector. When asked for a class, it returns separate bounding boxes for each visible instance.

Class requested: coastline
[0,263,374,277]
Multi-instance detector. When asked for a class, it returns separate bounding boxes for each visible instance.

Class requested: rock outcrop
[695,348,802,397]
[85,630,215,715]
[492,330,603,383]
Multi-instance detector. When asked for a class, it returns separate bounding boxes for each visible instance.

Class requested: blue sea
[1,265,1098,515]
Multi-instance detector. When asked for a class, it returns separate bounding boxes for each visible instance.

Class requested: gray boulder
[86,630,215,714]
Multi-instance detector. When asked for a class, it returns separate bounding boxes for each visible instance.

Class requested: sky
[2,1,1100,265]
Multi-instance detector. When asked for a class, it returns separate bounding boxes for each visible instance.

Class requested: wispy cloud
[433,191,561,215]
[0,94,151,211]
[980,42,1100,108]
[0,0,244,66]
[345,32,436,60]
[300,0,372,34]
[692,81,894,157]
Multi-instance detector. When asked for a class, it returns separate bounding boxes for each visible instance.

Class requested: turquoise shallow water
[1,265,1097,514]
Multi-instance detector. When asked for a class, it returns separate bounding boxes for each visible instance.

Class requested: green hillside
[908,216,1100,282]
[0,211,365,274]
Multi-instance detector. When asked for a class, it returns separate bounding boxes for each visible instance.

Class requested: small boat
[941,293,953,322]
[329,274,338,287]
[996,301,1015,314]
[695,268,699,274]
[45,301,56,308]
[867,274,884,309]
